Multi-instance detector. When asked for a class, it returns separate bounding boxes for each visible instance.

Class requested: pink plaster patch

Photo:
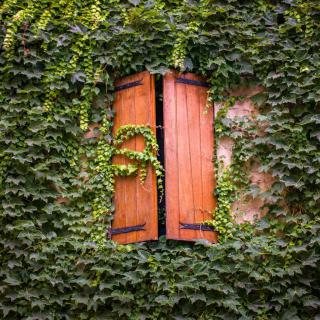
[232,197,265,223]
[250,162,274,193]
[84,123,100,139]
[217,136,234,166]
[232,164,274,223]
[215,87,273,223]
[227,99,258,118]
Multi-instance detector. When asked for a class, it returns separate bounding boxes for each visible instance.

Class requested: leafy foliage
[91,122,164,247]
[0,0,320,319]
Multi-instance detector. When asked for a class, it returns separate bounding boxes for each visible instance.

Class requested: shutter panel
[111,71,158,244]
[164,71,217,243]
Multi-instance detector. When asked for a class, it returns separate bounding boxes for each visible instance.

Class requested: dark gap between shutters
[156,75,166,237]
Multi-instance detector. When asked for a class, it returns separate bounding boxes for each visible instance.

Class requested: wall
[215,88,274,223]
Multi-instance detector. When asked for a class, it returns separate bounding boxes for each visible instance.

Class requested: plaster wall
[215,88,273,223]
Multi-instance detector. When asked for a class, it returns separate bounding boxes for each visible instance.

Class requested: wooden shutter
[164,71,217,243]
[111,71,158,244]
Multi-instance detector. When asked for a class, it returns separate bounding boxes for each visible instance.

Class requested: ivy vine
[91,120,164,247]
[0,0,320,318]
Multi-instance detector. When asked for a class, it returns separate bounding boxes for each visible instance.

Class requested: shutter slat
[186,74,203,235]
[199,81,216,242]
[164,71,217,243]
[112,71,158,244]
[163,72,180,239]
[177,77,196,240]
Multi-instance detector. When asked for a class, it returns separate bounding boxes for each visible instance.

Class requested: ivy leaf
[303,296,320,308]
[129,0,140,5]
[240,62,253,75]
[184,58,193,70]
[70,25,87,34]
[280,307,299,320]
[71,71,86,83]
[189,293,206,303]
[57,34,70,47]
[4,276,21,286]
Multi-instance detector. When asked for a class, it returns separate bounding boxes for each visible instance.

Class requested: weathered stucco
[215,88,273,223]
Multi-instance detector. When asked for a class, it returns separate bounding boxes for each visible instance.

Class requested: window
[111,71,217,244]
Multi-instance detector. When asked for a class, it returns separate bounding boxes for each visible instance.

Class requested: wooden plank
[176,75,196,240]
[134,73,157,242]
[164,71,217,242]
[112,71,158,244]
[185,74,203,238]
[199,84,217,242]
[125,75,137,244]
[164,72,180,240]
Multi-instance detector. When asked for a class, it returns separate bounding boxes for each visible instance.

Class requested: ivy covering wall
[0,0,320,319]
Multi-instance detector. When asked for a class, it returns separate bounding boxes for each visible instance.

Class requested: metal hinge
[109,223,146,236]
[115,80,143,92]
[180,223,215,232]
[176,78,210,88]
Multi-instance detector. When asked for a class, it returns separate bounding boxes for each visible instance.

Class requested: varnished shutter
[111,71,158,244]
[164,71,217,243]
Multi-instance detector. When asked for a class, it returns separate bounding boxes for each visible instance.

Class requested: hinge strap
[180,223,215,231]
[115,80,143,92]
[176,78,210,88]
[111,223,146,236]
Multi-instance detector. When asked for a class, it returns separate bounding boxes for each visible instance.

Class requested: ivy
[91,121,164,246]
[0,0,320,319]
[206,98,253,242]
[206,166,237,242]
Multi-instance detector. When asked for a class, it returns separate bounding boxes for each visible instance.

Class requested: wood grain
[112,71,158,244]
[164,71,217,243]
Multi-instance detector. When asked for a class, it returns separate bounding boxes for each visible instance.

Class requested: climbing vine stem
[1,0,320,317]
[206,98,254,242]
[91,121,164,247]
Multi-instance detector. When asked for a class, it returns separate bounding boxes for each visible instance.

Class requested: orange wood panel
[163,72,179,239]
[112,71,158,244]
[164,71,217,243]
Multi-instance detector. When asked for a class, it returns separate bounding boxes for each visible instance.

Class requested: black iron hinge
[115,80,143,92]
[109,223,146,237]
[176,78,210,88]
[180,223,215,232]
